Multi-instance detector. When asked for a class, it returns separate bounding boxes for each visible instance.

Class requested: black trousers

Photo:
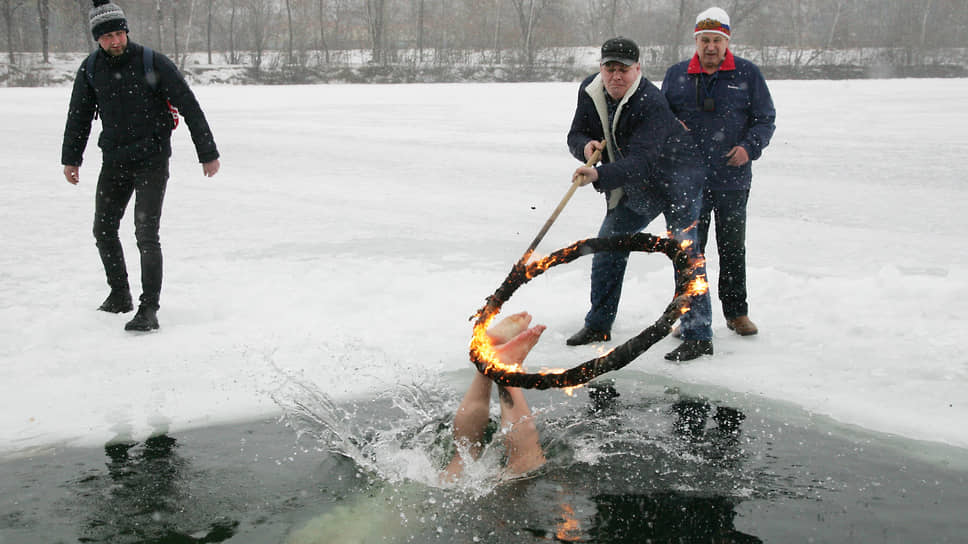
[93,159,169,308]
[697,188,750,320]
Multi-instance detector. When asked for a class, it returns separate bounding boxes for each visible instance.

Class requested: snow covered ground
[1,78,966,459]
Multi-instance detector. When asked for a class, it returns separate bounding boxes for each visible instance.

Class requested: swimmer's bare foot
[486,312,532,345]
[493,324,546,368]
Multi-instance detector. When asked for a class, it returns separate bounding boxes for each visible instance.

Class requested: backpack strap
[84,51,99,119]
[143,46,157,89]
[142,46,180,129]
[84,50,98,88]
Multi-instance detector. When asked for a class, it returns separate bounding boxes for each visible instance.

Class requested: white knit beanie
[694,7,731,39]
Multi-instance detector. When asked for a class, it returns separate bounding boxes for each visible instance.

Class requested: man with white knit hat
[61,0,221,333]
[661,6,776,340]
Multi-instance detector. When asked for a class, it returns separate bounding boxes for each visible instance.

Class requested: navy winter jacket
[567,72,700,209]
[661,51,775,191]
[62,41,219,167]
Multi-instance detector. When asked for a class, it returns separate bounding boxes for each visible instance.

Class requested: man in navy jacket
[567,37,713,362]
[662,7,775,337]
[62,1,220,332]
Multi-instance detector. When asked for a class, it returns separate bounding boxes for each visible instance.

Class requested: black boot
[125,304,159,332]
[664,340,713,362]
[566,327,610,346]
[98,289,133,313]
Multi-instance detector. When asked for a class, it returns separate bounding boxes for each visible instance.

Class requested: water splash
[271,368,517,492]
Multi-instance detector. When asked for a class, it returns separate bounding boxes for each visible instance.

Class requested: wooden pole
[518,144,604,265]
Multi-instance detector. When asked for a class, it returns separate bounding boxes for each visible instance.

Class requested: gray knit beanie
[90,0,128,40]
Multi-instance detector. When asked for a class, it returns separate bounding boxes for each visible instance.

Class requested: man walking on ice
[61,0,221,332]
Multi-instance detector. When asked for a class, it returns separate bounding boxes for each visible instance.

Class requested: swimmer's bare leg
[495,325,547,476]
[499,385,546,476]
[441,372,492,481]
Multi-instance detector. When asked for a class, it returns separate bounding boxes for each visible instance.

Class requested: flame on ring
[470,315,587,395]
[676,236,709,315]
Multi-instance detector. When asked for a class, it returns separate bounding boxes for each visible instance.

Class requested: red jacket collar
[687,49,736,74]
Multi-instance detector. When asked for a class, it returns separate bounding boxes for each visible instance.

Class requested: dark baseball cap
[600,37,640,65]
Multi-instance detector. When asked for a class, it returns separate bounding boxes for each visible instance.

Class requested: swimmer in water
[441,311,547,481]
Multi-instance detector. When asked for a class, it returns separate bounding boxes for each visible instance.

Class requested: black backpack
[84,46,179,128]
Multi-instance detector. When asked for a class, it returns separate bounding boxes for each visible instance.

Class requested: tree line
[2,0,966,73]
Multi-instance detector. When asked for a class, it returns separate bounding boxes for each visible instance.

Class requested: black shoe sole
[664,342,714,362]
[124,325,159,332]
[98,304,134,314]
[566,334,610,346]
[125,319,159,332]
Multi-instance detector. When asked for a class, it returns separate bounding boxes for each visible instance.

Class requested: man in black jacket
[566,37,713,362]
[61,0,220,332]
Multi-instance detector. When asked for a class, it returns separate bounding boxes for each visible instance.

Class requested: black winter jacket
[61,41,219,167]
[567,73,702,210]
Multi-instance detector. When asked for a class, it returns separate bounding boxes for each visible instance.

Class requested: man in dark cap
[566,37,714,362]
[61,0,221,332]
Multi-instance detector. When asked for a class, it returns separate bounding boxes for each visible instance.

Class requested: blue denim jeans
[697,188,750,320]
[583,169,713,341]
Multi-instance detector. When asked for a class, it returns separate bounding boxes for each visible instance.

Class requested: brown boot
[726,316,758,336]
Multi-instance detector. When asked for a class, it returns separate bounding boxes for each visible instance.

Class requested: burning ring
[469,233,706,390]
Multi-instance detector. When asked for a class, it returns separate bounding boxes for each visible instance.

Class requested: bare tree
[37,0,49,63]
[791,0,805,68]
[206,0,215,64]
[919,0,936,50]
[1,0,25,64]
[228,0,237,63]
[172,0,179,59]
[364,0,386,64]
[726,0,761,27]
[244,0,274,69]
[491,0,502,64]
[664,0,688,65]
[284,0,294,64]
[181,0,197,68]
[71,0,91,51]
[825,0,851,49]
[317,0,329,63]
[330,0,345,55]
[414,0,424,63]
[604,0,621,37]
[510,0,549,68]
[155,0,164,51]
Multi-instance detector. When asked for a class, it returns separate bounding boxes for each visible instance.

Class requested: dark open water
[1,375,966,543]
